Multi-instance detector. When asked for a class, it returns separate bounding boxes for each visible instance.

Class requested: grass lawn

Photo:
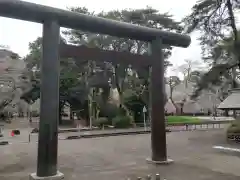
[166,116,201,125]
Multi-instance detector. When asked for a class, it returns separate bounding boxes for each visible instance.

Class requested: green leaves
[65,6,183,66]
[190,32,240,99]
[183,0,240,99]
[184,0,223,34]
[190,63,235,99]
[183,0,240,58]
[22,6,185,117]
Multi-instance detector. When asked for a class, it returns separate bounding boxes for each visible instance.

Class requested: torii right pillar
[147,37,173,164]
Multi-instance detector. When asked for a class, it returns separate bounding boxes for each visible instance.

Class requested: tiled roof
[165,81,221,112]
[218,89,240,109]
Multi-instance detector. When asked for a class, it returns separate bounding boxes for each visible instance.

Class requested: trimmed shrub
[99,103,119,120]
[13,129,20,135]
[227,121,240,134]
[123,90,146,123]
[31,110,39,117]
[93,117,109,128]
[31,128,39,133]
[112,115,132,128]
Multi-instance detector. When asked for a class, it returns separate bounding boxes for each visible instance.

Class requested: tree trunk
[114,66,134,123]
[59,112,62,125]
[180,103,184,115]
[169,87,179,115]
[224,109,229,117]
[59,103,63,125]
[170,98,179,115]
[70,105,73,121]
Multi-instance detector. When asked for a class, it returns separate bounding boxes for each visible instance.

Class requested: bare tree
[174,59,201,88]
[166,76,181,113]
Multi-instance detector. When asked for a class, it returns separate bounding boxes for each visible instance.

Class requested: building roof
[0,49,18,59]
[218,89,240,110]
[165,81,221,113]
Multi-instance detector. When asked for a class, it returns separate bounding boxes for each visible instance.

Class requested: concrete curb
[58,128,103,133]
[65,130,152,140]
[31,127,152,134]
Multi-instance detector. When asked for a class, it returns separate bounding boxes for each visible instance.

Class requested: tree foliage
[166,76,181,100]
[183,0,240,99]
[0,49,23,115]
[63,7,184,114]
[165,75,181,113]
[21,6,184,124]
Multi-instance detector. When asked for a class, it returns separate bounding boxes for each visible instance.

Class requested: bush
[227,121,240,134]
[99,103,119,120]
[112,115,132,128]
[123,90,146,123]
[31,128,39,133]
[0,111,13,121]
[93,117,109,128]
[31,110,39,117]
[12,129,20,135]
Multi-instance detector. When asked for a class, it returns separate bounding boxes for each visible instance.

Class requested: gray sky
[0,0,201,75]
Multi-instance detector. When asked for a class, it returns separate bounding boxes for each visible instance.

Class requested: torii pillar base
[29,171,64,180]
[146,158,174,165]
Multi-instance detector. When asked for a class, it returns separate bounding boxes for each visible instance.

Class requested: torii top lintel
[0,0,191,47]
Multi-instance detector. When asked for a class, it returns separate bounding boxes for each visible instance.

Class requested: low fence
[227,133,240,142]
[23,119,234,134]
[167,120,232,131]
[56,120,233,133]
[136,120,233,132]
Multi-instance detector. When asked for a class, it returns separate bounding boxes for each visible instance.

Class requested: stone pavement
[1,129,240,180]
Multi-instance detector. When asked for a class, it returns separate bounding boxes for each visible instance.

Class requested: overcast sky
[0,0,200,75]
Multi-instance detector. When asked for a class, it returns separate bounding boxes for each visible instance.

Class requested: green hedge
[31,110,39,117]
[93,117,109,128]
[227,121,240,134]
[112,115,132,128]
[99,103,119,120]
[166,116,200,124]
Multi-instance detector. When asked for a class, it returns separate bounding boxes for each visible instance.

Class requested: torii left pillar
[30,20,64,180]
[147,38,173,164]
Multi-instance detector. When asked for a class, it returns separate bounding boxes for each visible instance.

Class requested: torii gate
[0,1,191,179]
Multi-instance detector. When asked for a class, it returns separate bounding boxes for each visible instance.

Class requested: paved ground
[1,129,240,180]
